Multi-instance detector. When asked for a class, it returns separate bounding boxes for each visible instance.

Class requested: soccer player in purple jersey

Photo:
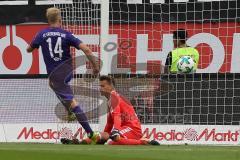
[27,7,100,140]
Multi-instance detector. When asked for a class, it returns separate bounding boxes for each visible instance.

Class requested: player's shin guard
[72,105,93,135]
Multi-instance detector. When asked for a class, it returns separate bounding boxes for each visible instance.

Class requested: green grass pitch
[0,143,239,160]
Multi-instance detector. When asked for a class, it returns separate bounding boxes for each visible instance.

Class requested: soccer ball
[177,56,195,73]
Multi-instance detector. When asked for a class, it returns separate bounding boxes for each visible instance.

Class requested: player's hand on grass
[110,129,121,141]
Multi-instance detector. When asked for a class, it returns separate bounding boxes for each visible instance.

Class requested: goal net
[54,0,240,125]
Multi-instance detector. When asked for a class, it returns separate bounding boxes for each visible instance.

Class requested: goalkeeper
[62,76,159,145]
[26,7,99,140]
[164,29,199,73]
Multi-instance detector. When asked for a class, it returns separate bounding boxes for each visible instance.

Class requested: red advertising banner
[1,22,240,74]
[1,123,240,145]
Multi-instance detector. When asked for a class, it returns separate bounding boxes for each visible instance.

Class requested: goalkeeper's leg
[108,138,143,145]
[107,127,159,145]
[107,136,159,145]
[108,131,145,145]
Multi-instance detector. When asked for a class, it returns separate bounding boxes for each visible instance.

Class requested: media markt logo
[143,128,240,142]
[184,128,198,141]
[59,127,73,139]
[17,127,77,140]
[196,128,240,142]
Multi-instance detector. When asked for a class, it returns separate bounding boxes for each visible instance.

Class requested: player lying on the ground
[26,7,100,141]
[61,75,159,145]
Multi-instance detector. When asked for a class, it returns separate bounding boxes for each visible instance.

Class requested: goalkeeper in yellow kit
[164,29,199,73]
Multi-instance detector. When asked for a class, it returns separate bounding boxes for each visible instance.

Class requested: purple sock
[72,106,93,135]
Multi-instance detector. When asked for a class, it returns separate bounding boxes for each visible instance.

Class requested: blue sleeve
[30,32,42,49]
[67,33,82,49]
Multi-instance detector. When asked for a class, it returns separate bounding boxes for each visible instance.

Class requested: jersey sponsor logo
[119,127,132,135]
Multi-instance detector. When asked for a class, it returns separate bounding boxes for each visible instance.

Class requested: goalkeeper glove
[110,129,120,141]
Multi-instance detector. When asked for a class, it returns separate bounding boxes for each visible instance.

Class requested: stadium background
[0,0,240,145]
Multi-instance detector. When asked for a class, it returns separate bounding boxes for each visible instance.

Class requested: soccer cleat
[61,138,73,144]
[148,140,160,145]
[60,138,80,144]
[72,138,80,144]
[88,131,101,144]
[140,138,160,145]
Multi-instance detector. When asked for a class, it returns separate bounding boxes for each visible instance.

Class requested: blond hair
[46,7,61,24]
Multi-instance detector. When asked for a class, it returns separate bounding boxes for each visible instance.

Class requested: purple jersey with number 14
[30,27,82,74]
[30,27,82,101]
